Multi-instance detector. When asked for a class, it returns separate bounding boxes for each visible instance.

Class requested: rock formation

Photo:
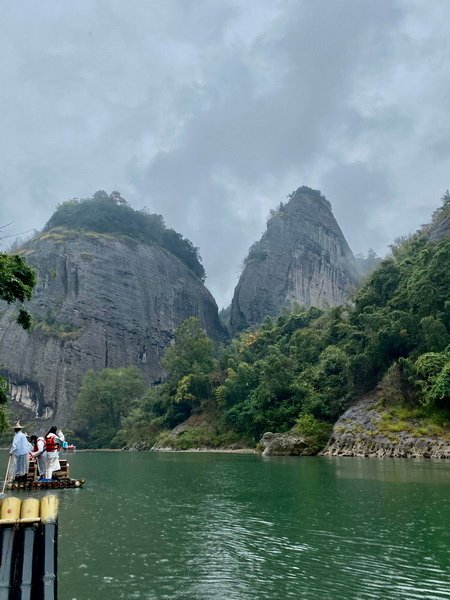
[0,229,225,428]
[230,187,359,331]
[259,432,313,456]
[321,396,450,459]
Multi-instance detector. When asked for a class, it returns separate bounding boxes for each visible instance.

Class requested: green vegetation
[0,253,36,330]
[32,310,82,340]
[44,190,205,280]
[76,197,449,450]
[292,413,333,453]
[154,427,245,451]
[75,366,147,448]
[0,252,36,428]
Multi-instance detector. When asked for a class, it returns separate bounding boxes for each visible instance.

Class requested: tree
[160,318,215,412]
[355,248,382,277]
[75,366,147,447]
[161,318,214,383]
[0,253,36,328]
[0,252,36,427]
[414,351,450,409]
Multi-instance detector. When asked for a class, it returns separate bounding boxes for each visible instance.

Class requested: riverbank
[148,446,257,454]
[321,395,450,459]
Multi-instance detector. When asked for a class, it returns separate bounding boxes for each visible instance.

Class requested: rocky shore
[258,432,314,456]
[320,396,450,459]
[125,396,450,458]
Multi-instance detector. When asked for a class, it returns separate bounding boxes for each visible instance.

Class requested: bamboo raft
[0,496,59,599]
[5,459,86,492]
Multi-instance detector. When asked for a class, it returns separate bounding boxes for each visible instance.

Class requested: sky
[0,0,449,308]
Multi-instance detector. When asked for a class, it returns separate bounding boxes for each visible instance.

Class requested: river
[1,451,449,599]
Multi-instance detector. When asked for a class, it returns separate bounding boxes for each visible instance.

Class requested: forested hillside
[45,191,205,280]
[76,198,450,449]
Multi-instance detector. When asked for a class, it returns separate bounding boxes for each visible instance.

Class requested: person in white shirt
[9,422,32,481]
[44,426,63,480]
[30,434,46,479]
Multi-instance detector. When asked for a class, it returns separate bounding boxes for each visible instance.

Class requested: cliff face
[0,229,225,427]
[230,187,359,331]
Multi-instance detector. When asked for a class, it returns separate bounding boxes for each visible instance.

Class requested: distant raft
[6,459,86,491]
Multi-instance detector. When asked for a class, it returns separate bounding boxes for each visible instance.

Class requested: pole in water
[1,455,12,497]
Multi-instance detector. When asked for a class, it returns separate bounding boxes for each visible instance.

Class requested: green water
[1,452,449,600]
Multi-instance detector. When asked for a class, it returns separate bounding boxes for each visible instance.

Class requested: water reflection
[330,456,450,484]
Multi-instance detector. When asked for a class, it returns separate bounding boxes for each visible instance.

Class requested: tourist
[44,426,63,480]
[9,422,32,481]
[30,434,46,479]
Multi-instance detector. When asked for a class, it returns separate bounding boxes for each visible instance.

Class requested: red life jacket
[45,434,58,452]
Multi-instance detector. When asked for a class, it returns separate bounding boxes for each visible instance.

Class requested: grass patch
[386,406,427,420]
[35,226,140,249]
[375,405,450,441]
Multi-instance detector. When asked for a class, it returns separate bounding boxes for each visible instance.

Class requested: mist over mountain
[1,2,449,307]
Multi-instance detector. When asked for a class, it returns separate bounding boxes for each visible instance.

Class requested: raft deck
[7,459,86,491]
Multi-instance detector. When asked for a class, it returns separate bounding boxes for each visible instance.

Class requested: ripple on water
[29,452,450,600]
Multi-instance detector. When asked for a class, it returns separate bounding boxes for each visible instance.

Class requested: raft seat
[27,459,70,480]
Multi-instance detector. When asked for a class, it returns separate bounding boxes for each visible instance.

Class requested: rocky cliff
[230,187,359,331]
[0,228,225,428]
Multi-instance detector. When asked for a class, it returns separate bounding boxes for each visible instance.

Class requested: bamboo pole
[1,454,12,496]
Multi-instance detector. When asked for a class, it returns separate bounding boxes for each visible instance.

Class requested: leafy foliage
[161,317,214,384]
[413,350,450,408]
[0,252,36,427]
[44,191,205,280]
[292,413,333,453]
[119,198,449,450]
[75,366,147,448]
[0,254,36,307]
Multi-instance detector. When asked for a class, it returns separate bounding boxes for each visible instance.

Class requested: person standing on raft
[9,422,32,481]
[44,426,63,480]
[30,434,46,479]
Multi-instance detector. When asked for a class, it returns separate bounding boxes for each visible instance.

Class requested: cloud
[0,0,449,306]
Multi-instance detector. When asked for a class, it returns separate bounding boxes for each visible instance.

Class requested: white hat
[13,421,22,429]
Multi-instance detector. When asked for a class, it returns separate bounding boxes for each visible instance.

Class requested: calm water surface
[1,451,449,600]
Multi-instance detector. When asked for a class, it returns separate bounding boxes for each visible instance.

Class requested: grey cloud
[0,0,449,307]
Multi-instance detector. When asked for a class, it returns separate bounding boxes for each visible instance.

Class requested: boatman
[9,422,32,481]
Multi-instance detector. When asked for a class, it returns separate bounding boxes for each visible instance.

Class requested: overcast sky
[1,1,449,307]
